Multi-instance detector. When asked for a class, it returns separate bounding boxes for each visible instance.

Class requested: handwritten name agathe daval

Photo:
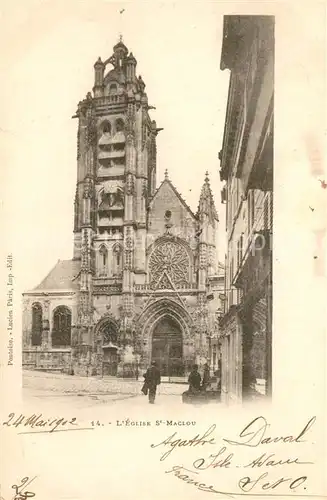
[150,416,317,497]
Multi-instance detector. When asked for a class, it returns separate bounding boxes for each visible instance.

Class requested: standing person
[202,362,210,391]
[188,364,202,393]
[143,361,161,404]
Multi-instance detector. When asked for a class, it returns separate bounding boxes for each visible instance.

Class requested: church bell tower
[72,38,160,369]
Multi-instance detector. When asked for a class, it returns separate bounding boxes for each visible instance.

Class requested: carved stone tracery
[124,227,133,270]
[125,174,135,196]
[149,241,190,289]
[83,177,93,198]
[86,114,97,148]
[126,103,136,142]
[155,273,174,290]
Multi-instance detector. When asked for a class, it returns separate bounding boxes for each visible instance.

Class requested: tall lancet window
[99,245,108,277]
[113,244,123,276]
[52,306,71,347]
[31,303,42,346]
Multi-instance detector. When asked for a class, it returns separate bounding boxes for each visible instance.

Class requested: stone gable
[148,181,196,243]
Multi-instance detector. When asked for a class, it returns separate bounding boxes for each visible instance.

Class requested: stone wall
[22,348,72,374]
[22,292,77,349]
[71,345,97,376]
[220,313,242,405]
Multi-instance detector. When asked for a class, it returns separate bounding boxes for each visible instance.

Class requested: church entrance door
[151,317,183,377]
[102,347,118,376]
[100,321,119,377]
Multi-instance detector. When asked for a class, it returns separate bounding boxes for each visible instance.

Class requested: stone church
[22,39,222,377]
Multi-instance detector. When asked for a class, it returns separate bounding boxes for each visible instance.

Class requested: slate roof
[33,259,80,291]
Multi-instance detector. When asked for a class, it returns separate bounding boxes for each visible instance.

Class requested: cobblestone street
[23,369,187,396]
[22,370,222,413]
[23,369,186,411]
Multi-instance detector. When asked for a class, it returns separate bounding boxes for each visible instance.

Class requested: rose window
[149,241,190,288]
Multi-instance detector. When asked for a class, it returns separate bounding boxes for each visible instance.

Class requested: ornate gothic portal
[151,317,183,376]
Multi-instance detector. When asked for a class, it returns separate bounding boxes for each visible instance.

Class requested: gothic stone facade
[22,40,220,377]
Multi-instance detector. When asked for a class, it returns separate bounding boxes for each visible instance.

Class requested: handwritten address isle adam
[151,416,317,496]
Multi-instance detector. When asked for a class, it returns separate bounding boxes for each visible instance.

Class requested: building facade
[22,39,221,378]
[218,16,274,403]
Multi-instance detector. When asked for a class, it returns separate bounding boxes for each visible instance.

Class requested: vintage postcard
[0,1,326,499]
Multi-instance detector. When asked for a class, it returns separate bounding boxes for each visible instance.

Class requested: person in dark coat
[202,363,210,390]
[182,365,202,403]
[143,361,161,404]
[188,364,201,393]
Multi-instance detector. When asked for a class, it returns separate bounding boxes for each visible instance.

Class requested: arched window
[99,245,107,266]
[113,244,123,276]
[31,303,42,346]
[115,118,124,133]
[99,245,108,276]
[52,306,71,347]
[109,83,117,94]
[103,323,118,345]
[101,120,111,134]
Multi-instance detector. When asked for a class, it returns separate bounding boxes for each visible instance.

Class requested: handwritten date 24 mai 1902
[2,413,79,433]
[151,416,317,496]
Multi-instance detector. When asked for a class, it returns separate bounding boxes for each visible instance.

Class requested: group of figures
[182,363,221,404]
[141,361,221,404]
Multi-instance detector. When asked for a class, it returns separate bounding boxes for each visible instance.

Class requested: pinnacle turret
[197,172,219,222]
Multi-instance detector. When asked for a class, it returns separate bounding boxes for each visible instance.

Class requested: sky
[1,1,233,293]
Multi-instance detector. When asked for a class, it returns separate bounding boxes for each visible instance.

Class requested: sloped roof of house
[33,259,80,291]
